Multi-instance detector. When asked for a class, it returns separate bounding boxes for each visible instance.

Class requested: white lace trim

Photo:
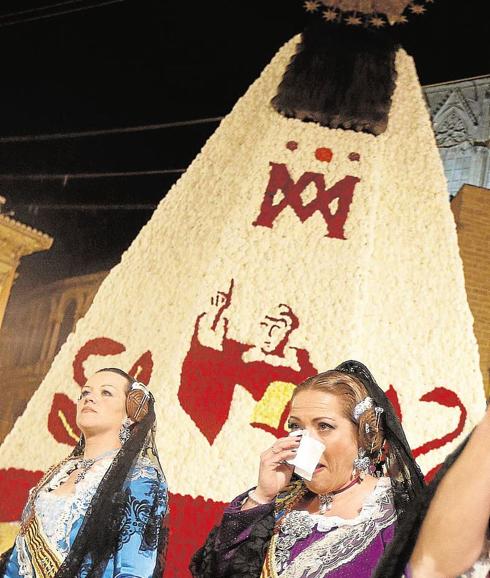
[35,492,71,551]
[15,534,34,578]
[306,476,392,532]
[15,454,156,576]
[38,455,114,555]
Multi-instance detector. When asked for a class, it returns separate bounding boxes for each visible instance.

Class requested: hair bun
[126,384,150,422]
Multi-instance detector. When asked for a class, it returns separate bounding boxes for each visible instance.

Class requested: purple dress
[227,477,395,578]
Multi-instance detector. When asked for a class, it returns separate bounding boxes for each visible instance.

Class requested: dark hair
[96,367,135,388]
[271,21,399,135]
[277,304,300,332]
[0,549,13,575]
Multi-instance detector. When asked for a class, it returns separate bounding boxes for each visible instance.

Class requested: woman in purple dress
[190,360,424,578]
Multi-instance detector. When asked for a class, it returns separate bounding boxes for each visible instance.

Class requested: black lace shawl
[190,503,275,578]
[0,550,12,576]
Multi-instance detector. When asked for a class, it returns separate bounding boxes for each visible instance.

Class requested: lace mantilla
[275,478,395,576]
[129,456,161,481]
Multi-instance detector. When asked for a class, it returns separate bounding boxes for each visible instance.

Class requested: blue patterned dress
[3,454,168,578]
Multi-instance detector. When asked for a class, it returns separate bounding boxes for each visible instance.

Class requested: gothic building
[423,75,490,198]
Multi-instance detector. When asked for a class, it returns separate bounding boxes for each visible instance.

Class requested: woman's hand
[253,435,301,502]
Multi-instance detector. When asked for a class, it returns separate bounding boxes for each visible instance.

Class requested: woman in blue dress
[0,367,168,578]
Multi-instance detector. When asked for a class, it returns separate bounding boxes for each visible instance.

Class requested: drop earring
[119,418,132,444]
[353,448,371,479]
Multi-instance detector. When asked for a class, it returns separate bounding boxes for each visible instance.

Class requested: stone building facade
[0,271,106,443]
[423,75,490,197]
[0,203,52,330]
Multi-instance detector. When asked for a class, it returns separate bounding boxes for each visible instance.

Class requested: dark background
[1,0,489,290]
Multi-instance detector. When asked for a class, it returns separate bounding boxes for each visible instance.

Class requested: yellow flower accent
[251,381,296,429]
[58,409,79,442]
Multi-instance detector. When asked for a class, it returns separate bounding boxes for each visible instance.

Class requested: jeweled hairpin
[352,397,374,422]
[374,406,384,427]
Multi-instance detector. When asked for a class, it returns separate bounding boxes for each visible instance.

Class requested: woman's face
[288,389,359,494]
[76,371,128,437]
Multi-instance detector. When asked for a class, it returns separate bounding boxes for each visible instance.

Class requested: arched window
[434,107,474,198]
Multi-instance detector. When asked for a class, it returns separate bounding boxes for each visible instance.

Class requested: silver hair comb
[353,396,374,422]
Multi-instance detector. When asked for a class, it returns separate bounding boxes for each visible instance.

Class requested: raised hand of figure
[197,280,234,349]
[210,279,234,330]
[253,435,301,503]
[210,291,229,316]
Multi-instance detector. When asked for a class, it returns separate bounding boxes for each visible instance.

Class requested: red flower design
[48,393,80,446]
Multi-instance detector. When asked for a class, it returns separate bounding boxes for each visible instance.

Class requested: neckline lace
[287,476,392,533]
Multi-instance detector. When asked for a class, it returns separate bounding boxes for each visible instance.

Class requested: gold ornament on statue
[303,0,434,26]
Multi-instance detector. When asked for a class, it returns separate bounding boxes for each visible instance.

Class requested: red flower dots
[315,147,333,162]
[286,141,298,151]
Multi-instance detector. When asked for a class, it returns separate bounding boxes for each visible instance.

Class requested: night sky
[1,0,489,290]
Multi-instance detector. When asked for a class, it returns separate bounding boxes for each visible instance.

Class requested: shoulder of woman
[128,457,167,487]
[124,468,168,511]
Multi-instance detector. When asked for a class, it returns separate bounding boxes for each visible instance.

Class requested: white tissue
[286,430,325,481]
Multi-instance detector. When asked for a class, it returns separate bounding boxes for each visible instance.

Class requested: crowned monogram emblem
[253,144,361,239]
